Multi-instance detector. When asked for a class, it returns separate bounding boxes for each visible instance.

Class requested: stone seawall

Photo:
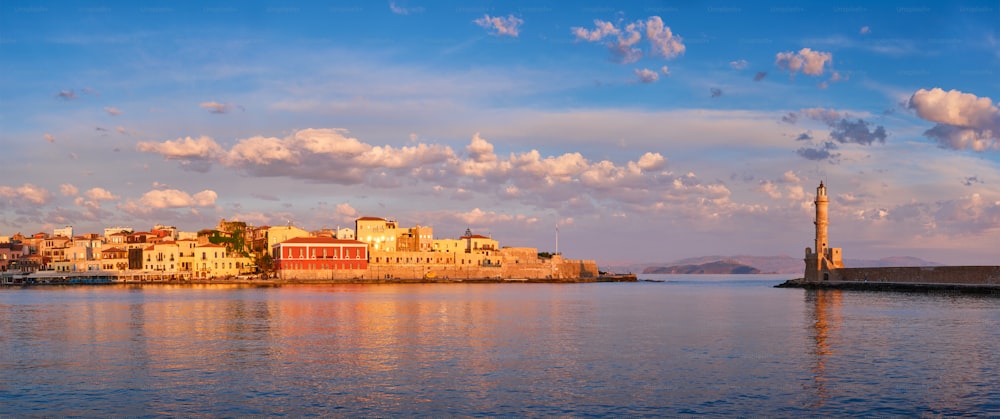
[275,258,599,281]
[832,266,1000,285]
[777,265,1000,293]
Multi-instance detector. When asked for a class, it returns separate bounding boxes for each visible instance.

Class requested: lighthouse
[804,182,843,282]
[815,181,829,256]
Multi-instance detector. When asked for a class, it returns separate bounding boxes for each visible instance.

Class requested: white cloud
[199,101,232,114]
[44,133,55,143]
[119,188,218,215]
[644,16,685,59]
[137,136,224,160]
[60,184,79,196]
[860,26,870,34]
[775,48,833,76]
[85,187,119,201]
[571,19,619,42]
[572,16,683,64]
[0,184,52,205]
[634,68,659,83]
[660,66,670,76]
[103,106,122,116]
[474,14,523,37]
[908,88,1000,151]
[729,59,748,70]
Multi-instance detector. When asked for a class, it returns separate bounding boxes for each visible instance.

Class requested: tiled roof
[356,216,386,221]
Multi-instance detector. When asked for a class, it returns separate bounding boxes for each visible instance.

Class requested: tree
[255,252,275,278]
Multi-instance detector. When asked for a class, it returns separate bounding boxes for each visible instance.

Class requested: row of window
[280,261,363,270]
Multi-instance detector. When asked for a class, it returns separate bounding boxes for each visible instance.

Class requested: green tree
[255,252,275,278]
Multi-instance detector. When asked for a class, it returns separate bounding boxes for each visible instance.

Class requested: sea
[1,274,997,417]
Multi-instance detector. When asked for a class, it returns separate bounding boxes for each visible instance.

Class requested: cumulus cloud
[445,208,539,226]
[644,16,685,59]
[572,16,684,64]
[200,101,232,114]
[783,107,886,161]
[775,48,833,77]
[119,188,218,215]
[796,141,840,162]
[0,183,52,205]
[634,68,659,83]
[571,19,619,41]
[907,88,1000,151]
[474,14,523,37]
[85,187,119,201]
[884,193,1000,237]
[729,59,748,70]
[136,136,225,172]
[335,203,358,219]
[860,26,871,34]
[829,118,887,145]
[60,184,79,196]
[136,129,767,224]
[43,134,55,143]
[660,66,670,76]
[103,106,122,116]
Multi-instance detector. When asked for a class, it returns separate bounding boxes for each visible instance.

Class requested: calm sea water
[1,274,998,417]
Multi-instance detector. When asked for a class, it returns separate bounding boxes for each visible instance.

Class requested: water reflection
[804,289,842,409]
[2,281,998,417]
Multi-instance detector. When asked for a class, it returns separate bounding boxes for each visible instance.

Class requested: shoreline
[776,278,1000,295]
[0,274,638,287]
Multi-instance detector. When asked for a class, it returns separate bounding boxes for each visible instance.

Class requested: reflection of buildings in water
[805,289,842,409]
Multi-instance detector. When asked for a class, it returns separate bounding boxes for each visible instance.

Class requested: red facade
[273,237,368,271]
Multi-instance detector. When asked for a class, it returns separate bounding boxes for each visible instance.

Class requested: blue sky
[1,1,998,265]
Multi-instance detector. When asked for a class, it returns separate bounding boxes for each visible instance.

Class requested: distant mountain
[643,261,760,274]
[613,255,943,275]
[843,256,944,268]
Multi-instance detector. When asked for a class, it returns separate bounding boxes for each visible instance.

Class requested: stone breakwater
[777,266,1000,294]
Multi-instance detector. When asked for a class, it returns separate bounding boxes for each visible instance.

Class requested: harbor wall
[276,256,599,281]
[829,266,1000,285]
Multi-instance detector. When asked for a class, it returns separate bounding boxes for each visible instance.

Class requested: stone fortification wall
[831,266,1000,285]
[276,255,599,280]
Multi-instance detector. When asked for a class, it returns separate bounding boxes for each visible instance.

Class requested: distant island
[618,255,942,275]
[643,261,759,275]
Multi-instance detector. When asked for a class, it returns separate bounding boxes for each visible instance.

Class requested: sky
[1,1,999,266]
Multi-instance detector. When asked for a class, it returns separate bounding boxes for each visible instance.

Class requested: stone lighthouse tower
[804,182,843,282]
[815,181,829,255]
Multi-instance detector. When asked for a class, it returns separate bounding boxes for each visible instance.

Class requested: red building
[273,237,368,271]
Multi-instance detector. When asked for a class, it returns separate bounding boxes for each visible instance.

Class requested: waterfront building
[152,224,179,241]
[272,237,368,278]
[336,227,355,240]
[53,226,73,238]
[0,243,25,272]
[106,231,129,245]
[99,247,129,271]
[263,225,310,252]
[356,217,398,252]
[144,241,181,274]
[103,226,133,238]
[396,225,433,252]
[192,242,252,279]
[37,236,70,268]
